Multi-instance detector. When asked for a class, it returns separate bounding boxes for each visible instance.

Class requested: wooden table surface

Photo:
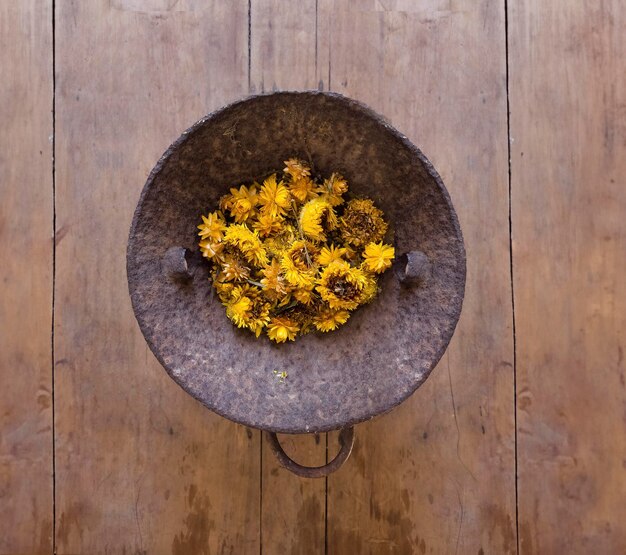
[1,1,624,553]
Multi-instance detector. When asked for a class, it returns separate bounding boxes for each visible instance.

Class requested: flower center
[329,276,359,300]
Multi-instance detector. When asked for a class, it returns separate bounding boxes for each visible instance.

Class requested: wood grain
[250,2,327,553]
[319,1,516,553]
[54,1,259,553]
[0,2,53,553]
[251,0,321,94]
[509,1,626,553]
[2,0,622,552]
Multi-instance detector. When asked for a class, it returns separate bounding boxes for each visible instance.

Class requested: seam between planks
[259,433,263,555]
[248,0,252,93]
[314,0,318,83]
[324,4,330,551]
[247,3,264,555]
[324,433,328,555]
[51,0,57,552]
[503,0,519,553]
[319,3,330,553]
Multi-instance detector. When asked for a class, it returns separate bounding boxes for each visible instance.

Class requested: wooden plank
[251,0,321,93]
[261,432,326,554]
[54,1,259,553]
[250,2,327,553]
[0,2,54,553]
[509,2,626,553]
[319,1,516,553]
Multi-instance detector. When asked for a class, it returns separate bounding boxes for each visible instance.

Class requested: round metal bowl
[127,91,465,475]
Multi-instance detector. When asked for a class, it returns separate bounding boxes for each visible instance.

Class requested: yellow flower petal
[280,240,318,288]
[258,174,291,218]
[340,198,388,247]
[317,244,347,266]
[224,185,258,223]
[299,197,338,242]
[283,158,311,181]
[267,317,299,343]
[224,224,269,266]
[362,242,395,273]
[318,173,348,206]
[313,307,350,332]
[252,213,284,237]
[316,260,369,310]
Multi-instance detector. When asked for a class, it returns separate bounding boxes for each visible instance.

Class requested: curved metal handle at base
[266,427,355,478]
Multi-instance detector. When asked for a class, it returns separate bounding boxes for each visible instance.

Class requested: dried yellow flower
[299,197,338,242]
[260,259,289,301]
[313,307,350,332]
[219,253,251,282]
[281,240,317,288]
[199,239,224,260]
[320,173,348,206]
[289,176,318,203]
[224,224,268,266]
[283,158,311,181]
[252,212,284,237]
[317,244,347,266]
[245,297,272,337]
[267,316,299,343]
[360,272,379,304]
[362,242,395,273]
[224,286,253,328]
[222,185,258,223]
[292,286,316,305]
[198,157,394,342]
[340,198,388,248]
[258,173,290,218]
[198,211,226,241]
[316,260,369,310]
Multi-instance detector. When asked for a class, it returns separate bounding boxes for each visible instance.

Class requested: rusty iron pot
[127,92,465,477]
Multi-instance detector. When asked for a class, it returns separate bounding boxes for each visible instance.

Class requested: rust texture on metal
[127,92,466,434]
[266,428,355,479]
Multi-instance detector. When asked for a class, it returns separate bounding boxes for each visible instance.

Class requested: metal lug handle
[162,246,192,283]
[395,249,431,285]
[266,427,355,478]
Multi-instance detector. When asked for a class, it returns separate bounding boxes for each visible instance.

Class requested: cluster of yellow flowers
[198,158,394,343]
